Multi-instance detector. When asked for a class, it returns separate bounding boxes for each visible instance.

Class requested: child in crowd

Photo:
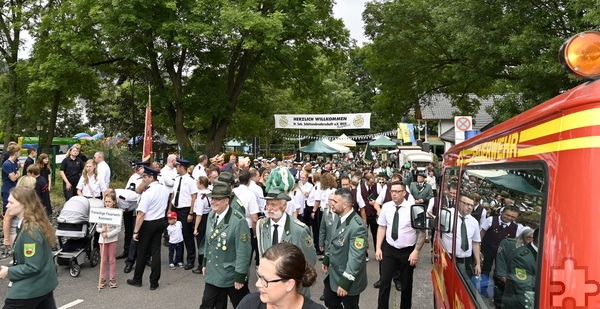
[167,211,184,269]
[97,193,121,289]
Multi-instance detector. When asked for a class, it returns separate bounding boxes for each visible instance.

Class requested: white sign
[454,116,473,144]
[274,113,371,130]
[89,207,123,225]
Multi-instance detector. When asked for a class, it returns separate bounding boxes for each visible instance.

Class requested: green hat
[262,188,291,201]
[208,181,232,198]
[218,172,235,185]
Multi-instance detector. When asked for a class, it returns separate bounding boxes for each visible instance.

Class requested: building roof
[417,94,497,142]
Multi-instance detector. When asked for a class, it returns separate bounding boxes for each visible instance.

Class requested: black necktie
[460,216,469,251]
[391,206,401,240]
[501,223,507,228]
[174,177,182,207]
[214,215,219,230]
[272,224,279,245]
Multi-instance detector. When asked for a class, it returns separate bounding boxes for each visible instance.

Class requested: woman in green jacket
[0,186,58,308]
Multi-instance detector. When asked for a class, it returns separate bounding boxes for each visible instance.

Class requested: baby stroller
[54,196,101,277]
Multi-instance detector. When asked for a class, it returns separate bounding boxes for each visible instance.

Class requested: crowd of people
[0,140,542,308]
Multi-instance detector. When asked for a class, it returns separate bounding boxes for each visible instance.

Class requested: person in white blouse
[76,160,107,199]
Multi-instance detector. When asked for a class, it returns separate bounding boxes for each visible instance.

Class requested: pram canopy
[57,196,91,224]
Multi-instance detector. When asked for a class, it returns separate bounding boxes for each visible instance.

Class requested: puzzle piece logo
[550,258,600,308]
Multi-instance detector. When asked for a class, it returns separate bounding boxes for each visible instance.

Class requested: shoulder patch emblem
[305,236,313,248]
[515,268,527,280]
[354,237,365,249]
[240,232,248,243]
[24,243,36,257]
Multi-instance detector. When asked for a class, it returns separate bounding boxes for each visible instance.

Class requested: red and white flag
[142,89,152,162]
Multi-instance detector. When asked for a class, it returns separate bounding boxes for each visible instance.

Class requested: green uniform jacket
[409,182,434,204]
[256,214,317,298]
[8,226,58,299]
[495,238,518,278]
[203,207,251,288]
[256,214,317,266]
[319,208,336,249]
[502,243,537,309]
[322,211,368,296]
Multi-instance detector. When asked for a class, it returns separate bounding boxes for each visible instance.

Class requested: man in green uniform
[256,188,317,297]
[322,188,368,309]
[502,228,539,309]
[200,181,251,309]
[409,173,434,205]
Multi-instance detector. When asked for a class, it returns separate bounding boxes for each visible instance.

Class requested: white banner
[274,113,371,130]
[89,207,123,225]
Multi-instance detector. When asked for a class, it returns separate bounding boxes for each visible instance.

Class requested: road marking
[58,299,84,309]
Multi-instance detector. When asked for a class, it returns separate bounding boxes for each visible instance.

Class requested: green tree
[0,0,38,147]
[362,0,597,124]
[53,0,348,157]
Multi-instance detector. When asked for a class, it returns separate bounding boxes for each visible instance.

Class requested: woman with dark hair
[237,243,323,309]
[37,153,52,189]
[0,186,58,308]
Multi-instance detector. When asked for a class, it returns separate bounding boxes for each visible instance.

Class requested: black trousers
[174,207,196,264]
[323,275,360,309]
[122,210,135,255]
[378,243,416,309]
[132,218,166,285]
[195,213,209,263]
[3,291,56,309]
[250,227,258,264]
[199,283,249,309]
[63,181,78,201]
[481,244,496,277]
[365,215,378,246]
[311,208,323,253]
[302,205,314,226]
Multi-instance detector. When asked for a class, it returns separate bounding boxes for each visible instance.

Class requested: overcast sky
[333,0,370,45]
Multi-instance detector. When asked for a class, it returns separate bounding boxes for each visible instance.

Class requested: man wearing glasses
[441,194,482,279]
[375,182,426,309]
[200,181,251,309]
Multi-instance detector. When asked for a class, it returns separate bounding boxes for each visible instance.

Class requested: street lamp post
[36,121,43,153]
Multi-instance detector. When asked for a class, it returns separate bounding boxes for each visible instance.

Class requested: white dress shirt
[377,199,416,249]
[138,181,170,220]
[171,174,198,208]
[76,174,107,198]
[96,161,111,188]
[248,180,265,213]
[160,165,177,193]
[480,216,527,238]
[233,184,260,228]
[441,208,481,257]
[191,163,207,180]
[270,213,287,244]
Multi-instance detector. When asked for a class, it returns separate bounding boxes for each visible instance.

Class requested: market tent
[332,134,356,147]
[299,140,340,154]
[484,173,542,196]
[323,139,350,153]
[369,136,397,148]
[467,170,508,179]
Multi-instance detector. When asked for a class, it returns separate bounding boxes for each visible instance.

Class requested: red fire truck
[411,31,600,308]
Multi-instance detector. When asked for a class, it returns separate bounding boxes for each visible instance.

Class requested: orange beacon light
[559,31,600,79]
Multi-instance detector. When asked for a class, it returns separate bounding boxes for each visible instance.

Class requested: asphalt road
[0,234,434,309]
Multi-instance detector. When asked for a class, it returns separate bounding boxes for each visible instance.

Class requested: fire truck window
[437,168,459,254]
[457,167,544,308]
